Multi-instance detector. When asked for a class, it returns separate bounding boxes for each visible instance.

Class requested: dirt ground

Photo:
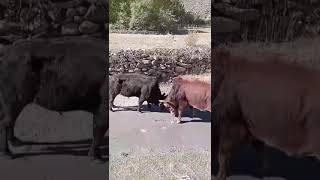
[109,28,211,52]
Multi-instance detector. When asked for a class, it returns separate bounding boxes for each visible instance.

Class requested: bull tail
[109,76,126,97]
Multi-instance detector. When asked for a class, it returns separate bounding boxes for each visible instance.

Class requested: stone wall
[0,0,107,45]
[109,48,211,81]
[213,0,320,45]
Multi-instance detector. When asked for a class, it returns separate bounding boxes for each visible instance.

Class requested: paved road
[0,104,108,180]
[110,96,320,180]
[109,95,211,156]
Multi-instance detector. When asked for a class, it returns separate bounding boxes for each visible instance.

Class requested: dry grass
[185,31,199,47]
[180,73,211,84]
[109,150,211,180]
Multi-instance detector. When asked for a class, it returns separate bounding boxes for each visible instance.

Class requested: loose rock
[79,21,100,34]
[61,23,79,35]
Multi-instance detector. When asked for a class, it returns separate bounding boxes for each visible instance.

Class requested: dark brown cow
[109,73,166,112]
[162,76,211,123]
[0,37,107,161]
[212,48,320,180]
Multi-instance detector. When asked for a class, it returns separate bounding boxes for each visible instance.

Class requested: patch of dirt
[109,28,211,52]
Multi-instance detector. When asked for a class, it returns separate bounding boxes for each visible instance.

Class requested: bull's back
[111,73,157,97]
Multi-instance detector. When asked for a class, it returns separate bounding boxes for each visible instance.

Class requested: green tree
[129,0,185,33]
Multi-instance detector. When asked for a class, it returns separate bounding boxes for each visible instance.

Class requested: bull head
[159,99,176,113]
[160,93,167,100]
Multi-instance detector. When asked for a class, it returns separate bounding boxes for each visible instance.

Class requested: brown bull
[213,48,320,180]
[162,76,211,123]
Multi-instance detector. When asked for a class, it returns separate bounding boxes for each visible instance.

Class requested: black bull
[109,73,166,112]
[212,49,320,180]
[0,37,107,160]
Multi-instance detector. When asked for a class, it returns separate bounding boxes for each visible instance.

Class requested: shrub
[185,31,198,47]
[110,0,208,33]
[128,0,185,33]
[116,1,132,29]
[109,0,134,24]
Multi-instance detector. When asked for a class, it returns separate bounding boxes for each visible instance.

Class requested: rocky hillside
[213,0,320,45]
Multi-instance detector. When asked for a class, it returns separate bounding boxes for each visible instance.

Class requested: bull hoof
[88,149,95,157]
[90,157,107,164]
[88,152,106,164]
[174,117,181,124]
[9,137,24,147]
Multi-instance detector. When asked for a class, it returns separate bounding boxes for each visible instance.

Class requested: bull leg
[0,115,12,159]
[109,93,116,112]
[7,120,23,147]
[137,97,146,112]
[176,101,188,124]
[192,107,195,118]
[6,108,25,147]
[252,140,267,178]
[7,127,24,146]
[138,88,150,112]
[216,123,248,180]
[217,148,230,180]
[176,110,182,124]
[89,116,107,162]
[0,126,10,159]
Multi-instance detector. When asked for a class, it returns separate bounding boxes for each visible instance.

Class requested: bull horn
[159,100,165,103]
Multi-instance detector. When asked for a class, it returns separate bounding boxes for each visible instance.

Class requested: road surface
[0,104,108,180]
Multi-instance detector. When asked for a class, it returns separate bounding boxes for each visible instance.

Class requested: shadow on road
[212,144,320,180]
[11,137,108,162]
[180,108,211,124]
[111,105,211,124]
[110,105,167,113]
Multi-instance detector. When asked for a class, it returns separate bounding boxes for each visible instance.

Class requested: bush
[117,1,132,29]
[129,0,186,33]
[109,0,134,24]
[185,31,199,47]
[110,0,187,33]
